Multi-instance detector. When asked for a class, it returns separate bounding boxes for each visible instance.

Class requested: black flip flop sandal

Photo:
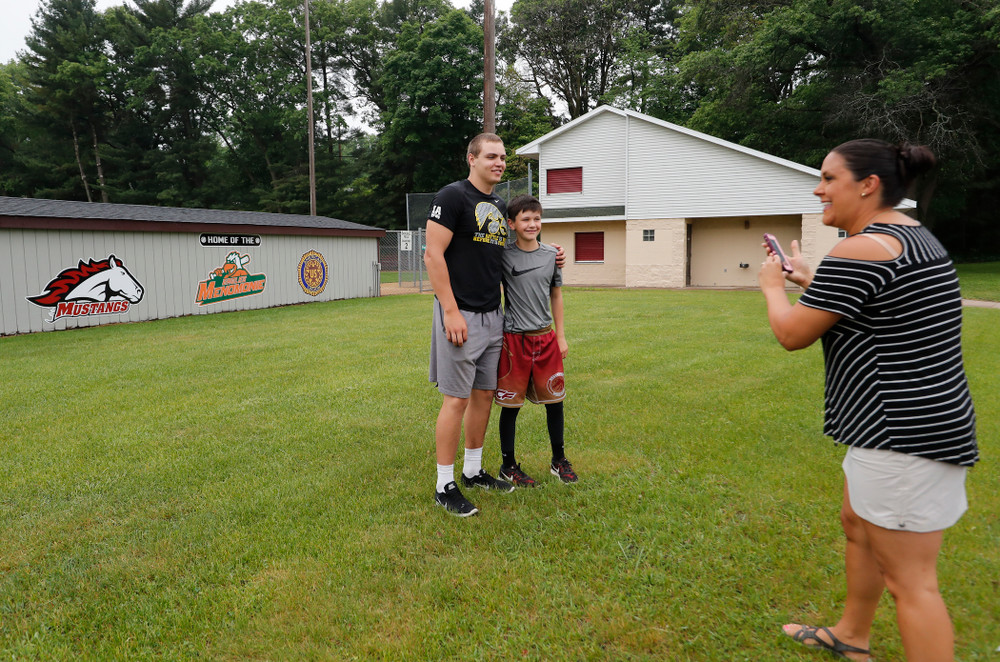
[786,624,872,660]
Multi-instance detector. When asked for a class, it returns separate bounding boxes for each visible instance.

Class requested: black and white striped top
[798,223,978,466]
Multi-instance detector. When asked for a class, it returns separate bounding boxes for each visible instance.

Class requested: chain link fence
[404,175,533,231]
[382,175,533,294]
[378,228,428,293]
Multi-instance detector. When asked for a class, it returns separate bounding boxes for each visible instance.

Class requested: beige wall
[540,213,835,289]
[625,218,687,288]
[689,216,801,288]
[540,221,627,286]
[801,212,841,269]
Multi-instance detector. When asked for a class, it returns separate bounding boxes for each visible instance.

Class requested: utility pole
[483,0,496,133]
[304,0,317,215]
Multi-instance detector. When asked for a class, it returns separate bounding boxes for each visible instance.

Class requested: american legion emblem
[298,250,328,296]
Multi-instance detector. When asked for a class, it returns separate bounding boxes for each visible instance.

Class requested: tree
[503,0,663,119]
[670,0,1000,256]
[191,1,311,210]
[494,62,558,180]
[104,0,219,206]
[602,1,684,120]
[0,63,28,195]
[21,0,111,201]
[190,0,379,219]
[332,0,453,123]
[375,7,484,226]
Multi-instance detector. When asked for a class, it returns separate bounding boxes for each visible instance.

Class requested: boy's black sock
[499,406,519,468]
[546,401,565,461]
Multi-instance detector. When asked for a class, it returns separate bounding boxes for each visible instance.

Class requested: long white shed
[0,196,384,335]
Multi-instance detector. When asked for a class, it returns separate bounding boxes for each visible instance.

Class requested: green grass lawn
[1,290,996,660]
[381,269,411,283]
[956,262,1000,302]
[381,270,427,287]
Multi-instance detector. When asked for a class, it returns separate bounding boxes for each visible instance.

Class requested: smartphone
[763,233,794,273]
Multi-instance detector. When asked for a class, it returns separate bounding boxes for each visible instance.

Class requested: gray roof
[0,196,379,232]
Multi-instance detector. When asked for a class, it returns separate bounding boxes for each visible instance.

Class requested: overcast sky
[2,0,512,65]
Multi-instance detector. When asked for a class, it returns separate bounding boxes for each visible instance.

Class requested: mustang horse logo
[27,255,145,322]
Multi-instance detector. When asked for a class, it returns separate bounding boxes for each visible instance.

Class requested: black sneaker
[499,463,537,488]
[434,481,479,517]
[550,457,578,483]
[461,469,515,493]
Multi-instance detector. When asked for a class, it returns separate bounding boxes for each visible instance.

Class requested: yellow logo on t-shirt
[474,202,508,246]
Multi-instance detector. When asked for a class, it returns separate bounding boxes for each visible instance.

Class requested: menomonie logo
[196,251,266,306]
[27,255,145,323]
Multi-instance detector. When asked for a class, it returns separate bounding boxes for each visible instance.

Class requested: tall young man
[425,133,516,516]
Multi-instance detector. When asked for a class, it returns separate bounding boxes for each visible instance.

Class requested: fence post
[418,228,427,293]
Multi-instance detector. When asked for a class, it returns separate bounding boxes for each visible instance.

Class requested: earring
[861,193,868,198]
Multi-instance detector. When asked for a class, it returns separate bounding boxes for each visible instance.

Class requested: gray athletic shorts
[429,298,503,398]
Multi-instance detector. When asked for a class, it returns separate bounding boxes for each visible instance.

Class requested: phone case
[763,233,794,273]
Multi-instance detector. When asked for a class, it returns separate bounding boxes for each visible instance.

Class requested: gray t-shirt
[500,242,562,333]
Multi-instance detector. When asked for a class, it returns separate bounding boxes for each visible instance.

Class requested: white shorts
[842,446,968,533]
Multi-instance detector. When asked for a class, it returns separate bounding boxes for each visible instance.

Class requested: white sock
[463,447,483,478]
[436,464,454,493]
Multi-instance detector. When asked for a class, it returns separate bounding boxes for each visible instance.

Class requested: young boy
[495,195,578,486]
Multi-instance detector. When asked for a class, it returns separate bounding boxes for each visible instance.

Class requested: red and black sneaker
[461,469,515,493]
[550,457,578,484]
[499,463,537,488]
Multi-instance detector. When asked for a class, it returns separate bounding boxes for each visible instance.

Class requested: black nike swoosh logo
[511,266,543,277]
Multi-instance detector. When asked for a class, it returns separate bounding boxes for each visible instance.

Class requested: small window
[838,229,848,238]
[643,229,655,242]
[547,167,583,194]
[575,232,604,262]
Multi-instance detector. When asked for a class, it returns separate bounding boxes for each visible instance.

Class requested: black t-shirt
[427,179,508,312]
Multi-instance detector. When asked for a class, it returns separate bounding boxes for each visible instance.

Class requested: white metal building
[516,106,914,288]
[0,196,384,335]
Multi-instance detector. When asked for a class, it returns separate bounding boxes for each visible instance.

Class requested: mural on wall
[26,255,145,323]
[298,250,328,296]
[195,251,267,306]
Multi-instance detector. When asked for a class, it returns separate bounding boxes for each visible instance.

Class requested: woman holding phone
[758,139,978,662]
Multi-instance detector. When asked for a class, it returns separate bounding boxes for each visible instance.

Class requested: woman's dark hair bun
[897,143,936,182]
[833,138,936,206]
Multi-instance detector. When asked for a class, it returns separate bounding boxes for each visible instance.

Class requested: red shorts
[494,330,565,407]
